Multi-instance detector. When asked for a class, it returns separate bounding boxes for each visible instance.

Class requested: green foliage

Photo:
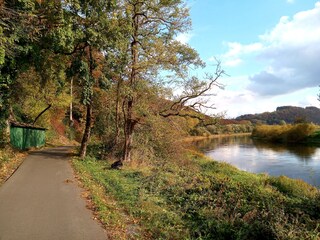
[268,175,318,198]
[279,120,286,125]
[0,79,11,146]
[12,67,71,128]
[68,58,93,105]
[73,154,320,240]
[0,26,6,65]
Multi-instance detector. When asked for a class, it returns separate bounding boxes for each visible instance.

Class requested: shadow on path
[29,146,77,159]
[0,146,108,240]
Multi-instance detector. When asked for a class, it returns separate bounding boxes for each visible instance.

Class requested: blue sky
[178,0,320,117]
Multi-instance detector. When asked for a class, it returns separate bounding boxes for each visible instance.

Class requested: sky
[178,0,320,118]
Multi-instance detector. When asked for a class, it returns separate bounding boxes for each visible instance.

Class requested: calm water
[194,135,320,187]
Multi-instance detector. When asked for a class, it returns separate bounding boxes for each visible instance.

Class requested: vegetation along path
[0,147,107,240]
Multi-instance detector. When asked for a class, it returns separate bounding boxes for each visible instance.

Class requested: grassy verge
[0,147,26,185]
[72,153,320,240]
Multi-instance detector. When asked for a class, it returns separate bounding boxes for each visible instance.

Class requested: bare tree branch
[159,61,225,122]
[33,104,52,126]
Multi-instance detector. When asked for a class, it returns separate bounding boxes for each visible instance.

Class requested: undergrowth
[72,153,320,240]
[0,147,25,185]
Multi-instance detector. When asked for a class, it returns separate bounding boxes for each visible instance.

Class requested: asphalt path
[0,146,108,240]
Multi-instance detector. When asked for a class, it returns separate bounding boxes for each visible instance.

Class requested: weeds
[0,147,25,185]
[72,152,320,240]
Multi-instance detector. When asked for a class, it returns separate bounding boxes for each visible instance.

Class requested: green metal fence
[10,126,46,150]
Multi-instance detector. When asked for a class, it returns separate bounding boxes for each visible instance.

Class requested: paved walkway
[0,147,108,240]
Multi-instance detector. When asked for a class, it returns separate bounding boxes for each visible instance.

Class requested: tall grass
[252,123,317,143]
[73,152,320,240]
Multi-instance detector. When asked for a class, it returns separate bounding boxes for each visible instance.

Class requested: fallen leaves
[0,148,26,185]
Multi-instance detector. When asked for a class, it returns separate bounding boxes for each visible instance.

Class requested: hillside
[236,106,320,124]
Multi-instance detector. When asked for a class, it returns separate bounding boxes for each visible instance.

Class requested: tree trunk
[4,119,10,146]
[123,99,134,162]
[79,46,94,158]
[123,122,134,162]
[121,7,139,162]
[111,99,134,169]
[113,3,139,168]
[69,77,74,126]
[79,103,92,158]
[114,79,121,145]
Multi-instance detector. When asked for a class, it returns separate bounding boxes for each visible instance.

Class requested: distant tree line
[236,106,320,125]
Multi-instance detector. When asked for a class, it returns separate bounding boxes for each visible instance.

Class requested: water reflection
[193,135,320,187]
[193,135,318,160]
[252,140,317,160]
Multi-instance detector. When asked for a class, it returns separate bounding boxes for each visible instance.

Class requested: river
[193,135,320,187]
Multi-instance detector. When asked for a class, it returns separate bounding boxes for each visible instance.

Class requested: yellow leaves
[14,67,71,128]
[252,123,317,142]
[0,148,25,185]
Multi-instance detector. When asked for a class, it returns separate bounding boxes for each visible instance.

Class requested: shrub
[286,123,316,142]
[252,123,317,143]
[206,125,219,134]
[190,126,211,136]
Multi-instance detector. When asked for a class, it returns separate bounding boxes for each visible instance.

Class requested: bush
[206,125,219,134]
[287,123,316,142]
[190,126,211,136]
[252,123,317,143]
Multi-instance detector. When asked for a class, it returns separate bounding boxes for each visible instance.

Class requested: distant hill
[236,106,320,124]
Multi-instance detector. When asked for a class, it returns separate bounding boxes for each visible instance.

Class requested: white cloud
[216,42,263,67]
[202,2,320,117]
[175,33,193,44]
[224,58,243,67]
[287,0,294,4]
[219,2,320,96]
[211,86,319,118]
[259,5,320,46]
[205,76,256,117]
[250,2,320,96]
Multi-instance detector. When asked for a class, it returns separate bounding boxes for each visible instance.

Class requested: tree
[159,62,225,120]
[0,0,38,146]
[61,0,116,158]
[109,0,223,167]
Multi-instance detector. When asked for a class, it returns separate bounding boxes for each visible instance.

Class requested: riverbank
[305,130,320,145]
[72,151,320,240]
[183,132,252,142]
[252,123,320,144]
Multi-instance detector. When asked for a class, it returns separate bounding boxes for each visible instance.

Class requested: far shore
[183,132,252,142]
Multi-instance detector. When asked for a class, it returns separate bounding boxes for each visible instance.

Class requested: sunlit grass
[72,152,320,240]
